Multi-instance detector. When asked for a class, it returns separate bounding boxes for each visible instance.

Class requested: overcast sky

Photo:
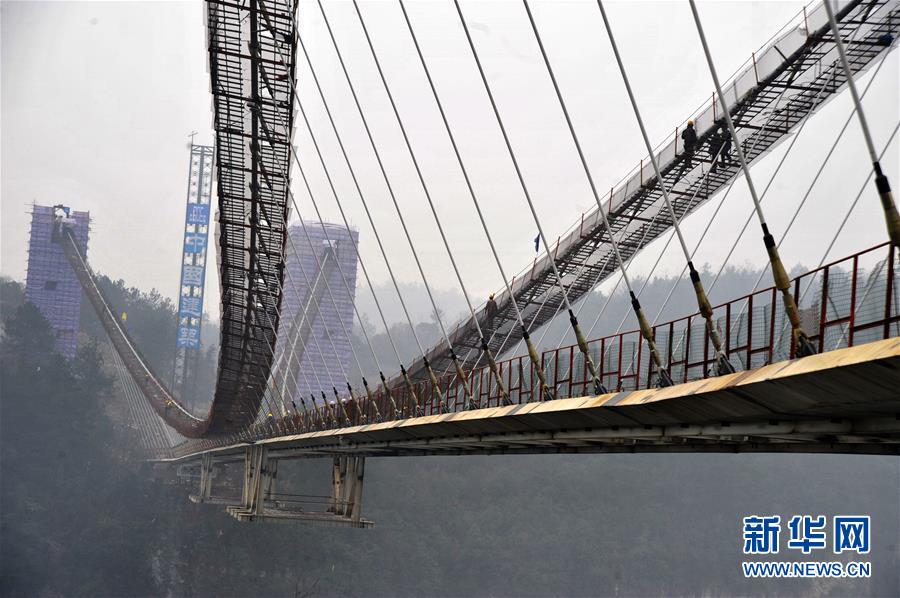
[2,0,897,329]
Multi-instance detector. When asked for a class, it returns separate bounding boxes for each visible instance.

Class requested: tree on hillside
[0,302,156,596]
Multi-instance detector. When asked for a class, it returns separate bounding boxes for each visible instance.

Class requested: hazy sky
[2,0,897,328]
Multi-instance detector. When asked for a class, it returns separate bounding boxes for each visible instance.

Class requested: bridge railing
[242,243,897,442]
[377,243,898,416]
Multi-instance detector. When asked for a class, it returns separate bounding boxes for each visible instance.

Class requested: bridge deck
[166,337,900,460]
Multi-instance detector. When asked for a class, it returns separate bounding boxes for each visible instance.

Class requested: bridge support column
[189,453,215,503]
[329,456,365,523]
[228,445,274,521]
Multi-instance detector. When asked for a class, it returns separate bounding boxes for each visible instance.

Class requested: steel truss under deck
[205,0,298,434]
[401,0,899,385]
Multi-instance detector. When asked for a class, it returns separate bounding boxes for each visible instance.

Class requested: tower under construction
[24,204,90,359]
[171,143,214,405]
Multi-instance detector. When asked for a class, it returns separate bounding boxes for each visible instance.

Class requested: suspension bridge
[51,0,899,525]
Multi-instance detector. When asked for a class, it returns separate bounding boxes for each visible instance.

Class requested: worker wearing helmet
[485,293,498,331]
[681,120,698,168]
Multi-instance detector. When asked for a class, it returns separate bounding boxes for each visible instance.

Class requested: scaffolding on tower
[171,143,214,408]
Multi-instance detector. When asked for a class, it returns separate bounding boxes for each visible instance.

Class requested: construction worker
[164,399,173,412]
[485,293,498,331]
[681,120,698,168]
[718,123,733,166]
[708,126,721,171]
[120,311,127,323]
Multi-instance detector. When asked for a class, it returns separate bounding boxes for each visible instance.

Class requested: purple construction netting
[24,204,90,359]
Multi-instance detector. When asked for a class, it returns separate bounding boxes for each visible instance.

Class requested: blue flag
[534,234,540,253]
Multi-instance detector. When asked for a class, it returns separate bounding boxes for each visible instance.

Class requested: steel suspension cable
[553,179,705,384]
[349,0,482,410]
[523,184,664,366]
[572,35,810,383]
[254,0,406,418]
[279,223,370,424]
[260,109,389,422]
[245,112,368,426]
[283,221,358,425]
[271,7,422,417]
[794,121,900,351]
[397,0,564,405]
[590,0,732,375]
[648,87,811,334]
[240,270,310,432]
[310,0,475,411]
[453,0,614,398]
[534,203,666,391]
[291,100,416,417]
[561,133,735,359]
[648,28,897,372]
[498,0,673,387]
[818,121,900,276]
[268,224,360,404]
[596,87,841,382]
[247,213,340,429]
[757,120,900,360]
[457,3,607,394]
[399,0,532,405]
[823,0,900,247]
[227,10,372,430]
[712,52,896,357]
[653,49,845,370]
[705,27,893,303]
[257,208,357,424]
[556,175,711,385]
[689,0,816,357]
[534,234,621,353]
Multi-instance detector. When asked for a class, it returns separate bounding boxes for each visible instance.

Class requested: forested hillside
[1,269,898,597]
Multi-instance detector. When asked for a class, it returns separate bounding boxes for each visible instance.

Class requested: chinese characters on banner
[176,152,212,349]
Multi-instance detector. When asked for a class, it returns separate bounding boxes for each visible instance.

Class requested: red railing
[374,243,899,418]
[255,243,898,435]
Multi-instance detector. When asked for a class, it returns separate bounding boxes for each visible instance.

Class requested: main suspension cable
[245,192,346,429]
[281,223,370,424]
[455,0,613,398]
[648,83,802,330]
